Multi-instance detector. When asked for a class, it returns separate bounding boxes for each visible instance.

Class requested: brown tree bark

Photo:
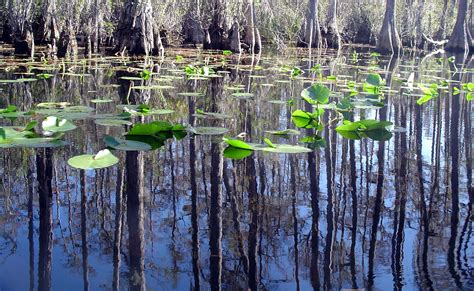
[377,0,402,54]
[183,0,204,45]
[298,0,322,48]
[115,0,156,55]
[446,0,473,52]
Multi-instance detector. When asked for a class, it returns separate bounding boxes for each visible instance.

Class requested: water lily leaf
[223,137,253,150]
[67,149,119,170]
[291,110,316,128]
[266,129,301,136]
[177,92,204,97]
[91,99,113,103]
[194,110,232,120]
[231,92,254,99]
[0,78,37,84]
[224,146,253,160]
[264,138,276,148]
[301,84,330,104]
[94,119,132,127]
[366,73,382,87]
[127,121,174,136]
[260,144,312,154]
[104,136,151,151]
[190,127,229,136]
[42,116,77,133]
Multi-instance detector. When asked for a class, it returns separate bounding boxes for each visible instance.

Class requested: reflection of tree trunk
[37,148,53,291]
[113,167,125,291]
[349,139,358,289]
[80,171,90,291]
[391,100,407,290]
[323,124,335,290]
[209,142,223,291]
[447,64,462,288]
[189,92,201,290]
[28,157,35,291]
[126,151,146,291]
[290,156,300,291]
[246,154,259,291]
[308,149,320,289]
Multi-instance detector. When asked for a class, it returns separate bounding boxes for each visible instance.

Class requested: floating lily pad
[224,146,253,159]
[231,92,254,99]
[91,99,113,103]
[190,127,229,136]
[42,116,77,133]
[104,136,151,151]
[94,119,132,127]
[266,129,301,136]
[68,149,119,170]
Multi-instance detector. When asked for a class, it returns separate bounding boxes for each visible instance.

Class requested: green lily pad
[67,149,119,170]
[104,136,151,151]
[224,146,253,159]
[190,127,229,136]
[94,119,132,127]
[42,116,77,133]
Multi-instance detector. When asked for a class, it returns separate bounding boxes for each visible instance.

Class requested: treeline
[0,0,472,58]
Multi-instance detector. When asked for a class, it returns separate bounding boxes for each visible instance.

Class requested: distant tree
[377,0,402,54]
[445,0,473,52]
[36,0,59,55]
[203,0,230,50]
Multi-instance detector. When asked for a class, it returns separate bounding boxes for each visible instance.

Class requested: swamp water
[0,49,472,290]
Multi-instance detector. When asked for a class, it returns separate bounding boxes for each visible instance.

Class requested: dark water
[0,49,473,290]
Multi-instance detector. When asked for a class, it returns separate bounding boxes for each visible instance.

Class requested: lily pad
[104,136,151,151]
[190,127,229,136]
[42,116,77,133]
[67,149,119,170]
[94,119,132,127]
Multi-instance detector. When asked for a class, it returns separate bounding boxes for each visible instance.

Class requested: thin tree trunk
[204,0,230,49]
[377,0,402,54]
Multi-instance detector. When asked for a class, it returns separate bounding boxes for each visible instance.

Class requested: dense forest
[0,0,472,56]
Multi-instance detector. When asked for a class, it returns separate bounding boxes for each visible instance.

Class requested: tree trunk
[57,20,78,58]
[183,0,204,45]
[115,0,156,55]
[204,0,230,50]
[324,0,341,48]
[298,0,322,48]
[446,0,472,52]
[36,0,59,54]
[229,21,242,53]
[242,0,261,53]
[377,0,402,54]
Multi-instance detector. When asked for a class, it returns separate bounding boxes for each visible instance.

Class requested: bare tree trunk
[298,0,322,48]
[324,0,341,48]
[377,0,402,54]
[446,0,472,52]
[57,19,78,58]
[242,0,261,53]
[203,0,230,49]
[183,0,204,45]
[36,0,58,55]
[9,0,35,56]
[115,0,156,55]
